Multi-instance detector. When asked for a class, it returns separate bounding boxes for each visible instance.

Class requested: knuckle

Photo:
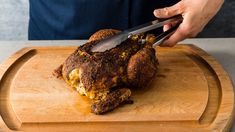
[163,7,169,16]
[177,2,183,8]
[177,2,185,11]
[179,24,193,37]
[184,24,193,31]
[188,26,202,38]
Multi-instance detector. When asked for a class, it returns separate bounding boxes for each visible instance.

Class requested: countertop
[0,38,234,131]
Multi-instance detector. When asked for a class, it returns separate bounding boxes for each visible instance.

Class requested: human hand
[154,0,224,47]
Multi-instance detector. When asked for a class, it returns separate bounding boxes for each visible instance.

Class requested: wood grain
[0,45,234,132]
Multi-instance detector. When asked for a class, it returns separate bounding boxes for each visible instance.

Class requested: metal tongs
[91,15,183,52]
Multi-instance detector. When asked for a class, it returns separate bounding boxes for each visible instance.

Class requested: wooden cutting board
[0,44,234,132]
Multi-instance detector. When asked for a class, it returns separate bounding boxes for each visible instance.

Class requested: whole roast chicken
[53,29,159,114]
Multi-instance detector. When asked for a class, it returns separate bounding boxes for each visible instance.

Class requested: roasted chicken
[53,29,159,114]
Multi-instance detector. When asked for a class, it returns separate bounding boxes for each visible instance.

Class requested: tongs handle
[91,15,183,52]
[153,23,181,47]
[128,15,183,36]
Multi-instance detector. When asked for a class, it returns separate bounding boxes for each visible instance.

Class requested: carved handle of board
[0,48,36,130]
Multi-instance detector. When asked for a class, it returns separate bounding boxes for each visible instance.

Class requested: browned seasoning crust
[88,29,121,42]
[53,29,159,114]
[62,38,143,92]
[91,88,131,114]
[127,47,158,87]
[53,64,63,79]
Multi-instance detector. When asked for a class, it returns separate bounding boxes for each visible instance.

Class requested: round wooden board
[0,44,234,132]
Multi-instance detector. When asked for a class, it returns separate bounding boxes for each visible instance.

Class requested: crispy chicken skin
[53,29,158,114]
[91,88,132,114]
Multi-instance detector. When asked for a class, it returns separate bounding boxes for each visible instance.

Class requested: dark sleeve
[28,0,179,40]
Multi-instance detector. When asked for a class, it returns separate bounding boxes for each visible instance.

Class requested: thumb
[154,2,184,18]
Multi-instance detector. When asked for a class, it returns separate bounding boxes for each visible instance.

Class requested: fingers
[153,1,184,18]
[160,28,185,47]
[153,0,223,47]
[160,14,196,47]
[163,24,172,32]
[154,1,185,46]
[163,20,182,32]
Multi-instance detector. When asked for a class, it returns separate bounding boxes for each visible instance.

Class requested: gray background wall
[0,0,234,40]
[0,0,29,40]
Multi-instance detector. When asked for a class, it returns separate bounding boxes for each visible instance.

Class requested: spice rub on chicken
[53,29,159,114]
